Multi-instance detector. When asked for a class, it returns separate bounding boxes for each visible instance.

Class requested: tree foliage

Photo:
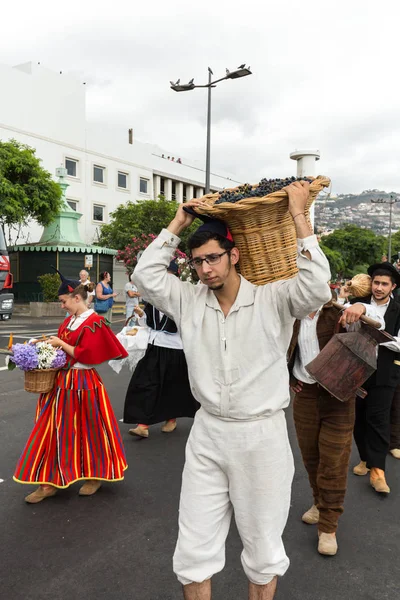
[98,196,199,253]
[321,225,385,277]
[0,139,63,232]
[318,242,345,280]
[37,273,60,303]
[388,230,400,261]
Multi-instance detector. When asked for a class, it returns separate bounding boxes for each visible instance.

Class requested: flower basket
[7,340,67,393]
[193,175,330,285]
[24,368,59,394]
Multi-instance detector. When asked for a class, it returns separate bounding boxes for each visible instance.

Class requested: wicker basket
[193,175,330,285]
[345,274,372,297]
[24,368,59,394]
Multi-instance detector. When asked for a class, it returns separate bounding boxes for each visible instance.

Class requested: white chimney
[290,149,321,230]
[290,149,320,177]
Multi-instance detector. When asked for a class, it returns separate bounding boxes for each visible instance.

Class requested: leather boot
[353,461,370,476]
[79,480,102,496]
[318,532,338,556]
[129,425,149,438]
[302,504,320,525]
[161,420,177,433]
[370,468,390,494]
[25,485,57,504]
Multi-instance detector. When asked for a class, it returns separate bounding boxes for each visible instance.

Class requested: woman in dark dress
[123,262,199,438]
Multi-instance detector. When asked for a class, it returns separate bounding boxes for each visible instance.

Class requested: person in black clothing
[123,261,199,439]
[351,262,400,494]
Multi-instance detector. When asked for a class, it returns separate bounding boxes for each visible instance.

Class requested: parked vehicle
[0,227,14,320]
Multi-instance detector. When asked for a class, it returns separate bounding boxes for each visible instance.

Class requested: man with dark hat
[351,261,400,493]
[133,181,337,599]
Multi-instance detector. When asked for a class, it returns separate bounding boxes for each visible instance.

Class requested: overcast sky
[2,0,399,194]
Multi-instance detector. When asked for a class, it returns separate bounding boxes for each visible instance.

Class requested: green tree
[388,230,400,261]
[319,242,345,279]
[37,273,60,302]
[321,225,385,277]
[0,139,63,234]
[98,196,200,253]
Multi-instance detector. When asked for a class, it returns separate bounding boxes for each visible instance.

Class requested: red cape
[59,313,128,366]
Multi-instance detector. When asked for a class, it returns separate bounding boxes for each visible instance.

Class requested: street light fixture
[371,194,400,259]
[170,64,252,194]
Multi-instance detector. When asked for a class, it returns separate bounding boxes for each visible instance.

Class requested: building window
[67,200,77,211]
[183,185,187,201]
[171,181,176,200]
[65,158,78,177]
[118,171,128,189]
[160,178,165,196]
[193,187,197,198]
[93,165,106,184]
[93,204,104,222]
[140,177,149,194]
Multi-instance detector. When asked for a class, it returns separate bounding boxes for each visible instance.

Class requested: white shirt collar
[371,294,392,308]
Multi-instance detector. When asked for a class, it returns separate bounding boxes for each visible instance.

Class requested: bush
[37,273,60,303]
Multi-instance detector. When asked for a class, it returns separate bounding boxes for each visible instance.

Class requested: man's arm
[133,201,205,322]
[274,181,331,320]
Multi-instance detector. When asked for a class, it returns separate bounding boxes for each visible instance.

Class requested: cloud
[1,0,400,193]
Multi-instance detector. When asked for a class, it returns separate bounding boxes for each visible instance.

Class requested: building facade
[0,61,241,296]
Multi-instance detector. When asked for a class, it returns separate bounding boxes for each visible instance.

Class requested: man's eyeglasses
[188,251,230,269]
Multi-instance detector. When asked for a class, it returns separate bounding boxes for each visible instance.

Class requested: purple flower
[10,344,39,371]
[52,349,67,369]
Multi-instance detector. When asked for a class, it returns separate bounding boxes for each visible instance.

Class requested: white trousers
[173,407,295,586]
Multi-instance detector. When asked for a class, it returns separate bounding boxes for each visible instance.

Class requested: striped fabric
[14,369,127,488]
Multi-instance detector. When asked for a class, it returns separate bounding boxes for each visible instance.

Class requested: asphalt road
[0,317,399,599]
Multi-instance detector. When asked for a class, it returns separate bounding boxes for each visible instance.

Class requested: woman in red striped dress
[14,275,128,503]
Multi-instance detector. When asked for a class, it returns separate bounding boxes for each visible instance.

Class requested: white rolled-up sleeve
[276,234,332,320]
[133,228,195,324]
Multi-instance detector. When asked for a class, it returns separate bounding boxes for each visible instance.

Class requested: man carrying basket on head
[134,181,334,600]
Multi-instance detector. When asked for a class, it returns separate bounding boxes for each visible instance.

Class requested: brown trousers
[391,385,400,450]
[293,383,355,534]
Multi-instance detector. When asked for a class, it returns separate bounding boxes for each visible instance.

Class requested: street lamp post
[371,195,400,259]
[170,65,252,194]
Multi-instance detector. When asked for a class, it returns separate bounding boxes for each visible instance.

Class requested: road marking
[0,366,8,371]
[2,333,57,340]
[0,479,4,484]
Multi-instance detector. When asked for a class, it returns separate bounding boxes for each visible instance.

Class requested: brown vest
[287,304,343,374]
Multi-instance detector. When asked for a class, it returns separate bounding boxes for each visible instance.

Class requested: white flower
[36,342,57,370]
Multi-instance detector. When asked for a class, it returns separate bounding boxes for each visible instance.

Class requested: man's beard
[209,282,224,291]
[374,291,391,303]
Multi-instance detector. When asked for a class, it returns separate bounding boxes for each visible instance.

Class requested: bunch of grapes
[215,176,312,205]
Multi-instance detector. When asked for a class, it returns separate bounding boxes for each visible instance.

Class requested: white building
[0,61,240,247]
[0,61,241,295]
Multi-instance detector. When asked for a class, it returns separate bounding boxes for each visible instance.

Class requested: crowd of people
[11,179,400,600]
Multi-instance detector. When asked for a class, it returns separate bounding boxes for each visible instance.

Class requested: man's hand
[338,303,366,327]
[284,180,310,218]
[168,199,210,237]
[290,379,303,394]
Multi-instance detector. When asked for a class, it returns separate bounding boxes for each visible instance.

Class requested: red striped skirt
[14,368,128,488]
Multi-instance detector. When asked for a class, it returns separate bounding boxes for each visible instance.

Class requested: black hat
[367,262,400,287]
[167,260,179,274]
[182,206,234,242]
[52,267,80,296]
